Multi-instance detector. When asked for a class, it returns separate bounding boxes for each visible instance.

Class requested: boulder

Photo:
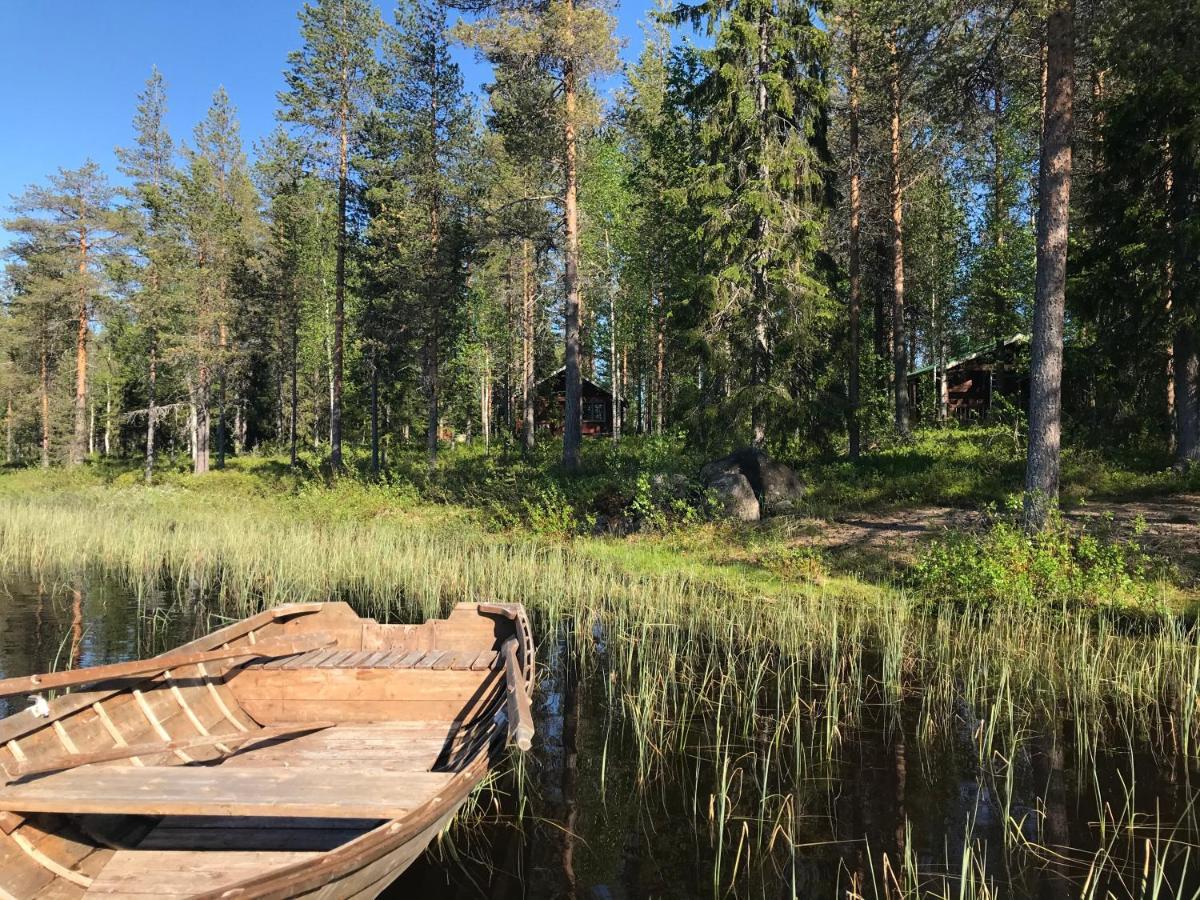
[707,471,760,521]
[700,446,804,517]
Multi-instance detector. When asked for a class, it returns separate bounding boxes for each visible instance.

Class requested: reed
[2,478,1198,897]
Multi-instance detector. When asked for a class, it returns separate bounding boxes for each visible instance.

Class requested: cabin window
[583,398,607,422]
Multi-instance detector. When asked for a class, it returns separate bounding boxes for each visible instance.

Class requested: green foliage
[912,508,1167,612]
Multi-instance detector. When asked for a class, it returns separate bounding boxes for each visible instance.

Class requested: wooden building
[907,333,1029,422]
[535,368,619,436]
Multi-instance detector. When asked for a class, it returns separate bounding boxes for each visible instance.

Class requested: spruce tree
[679,0,832,446]
[116,66,178,483]
[279,0,382,471]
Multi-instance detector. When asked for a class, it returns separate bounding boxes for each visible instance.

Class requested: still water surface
[0,574,1196,899]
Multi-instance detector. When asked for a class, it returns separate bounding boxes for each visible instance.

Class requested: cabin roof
[908,333,1029,379]
[535,366,614,398]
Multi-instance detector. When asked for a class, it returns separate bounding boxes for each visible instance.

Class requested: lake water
[1,573,1197,899]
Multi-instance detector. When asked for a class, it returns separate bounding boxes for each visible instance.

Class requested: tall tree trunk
[992,75,1007,343]
[562,29,583,472]
[40,346,50,468]
[1174,327,1200,466]
[4,395,12,464]
[482,350,491,453]
[145,344,157,484]
[887,45,910,437]
[72,229,90,465]
[609,237,621,444]
[88,398,96,456]
[750,8,771,448]
[194,370,211,475]
[1024,1,1074,529]
[847,9,862,459]
[103,381,112,456]
[425,202,441,469]
[655,290,666,436]
[290,308,299,467]
[370,354,380,476]
[522,239,536,453]
[217,324,228,469]
[330,103,348,471]
[1168,136,1200,466]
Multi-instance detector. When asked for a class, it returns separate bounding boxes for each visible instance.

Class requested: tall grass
[1,476,1197,897]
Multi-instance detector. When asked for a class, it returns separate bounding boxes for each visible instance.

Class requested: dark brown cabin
[907,333,1029,422]
[535,368,619,437]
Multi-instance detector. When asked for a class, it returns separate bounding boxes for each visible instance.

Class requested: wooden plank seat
[84,849,321,897]
[248,647,499,671]
[0,766,456,819]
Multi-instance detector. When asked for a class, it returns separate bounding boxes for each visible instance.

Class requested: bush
[911,507,1167,612]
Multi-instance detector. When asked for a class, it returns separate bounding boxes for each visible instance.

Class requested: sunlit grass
[1,457,1198,897]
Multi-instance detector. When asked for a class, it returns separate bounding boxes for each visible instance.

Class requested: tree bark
[145,344,157,484]
[562,28,583,473]
[290,305,299,467]
[4,395,12,465]
[1168,135,1199,466]
[194,370,211,475]
[887,45,910,437]
[103,381,112,456]
[482,350,491,453]
[522,239,536,453]
[370,354,380,476]
[1174,326,1200,466]
[40,346,50,469]
[1024,1,1073,530]
[655,289,666,436]
[847,9,862,459]
[71,228,90,465]
[217,323,228,469]
[330,101,348,472]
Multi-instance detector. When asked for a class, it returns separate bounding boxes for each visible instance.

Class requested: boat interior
[0,602,534,899]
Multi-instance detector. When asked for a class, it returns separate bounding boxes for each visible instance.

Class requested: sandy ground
[803,494,1200,581]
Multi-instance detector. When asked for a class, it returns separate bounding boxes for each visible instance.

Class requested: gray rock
[650,472,691,500]
[707,471,761,521]
[700,446,804,517]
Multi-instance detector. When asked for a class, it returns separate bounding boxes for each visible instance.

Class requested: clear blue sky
[0,1,649,243]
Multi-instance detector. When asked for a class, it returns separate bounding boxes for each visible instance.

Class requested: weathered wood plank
[3,723,332,781]
[84,849,321,897]
[0,638,331,700]
[0,767,454,819]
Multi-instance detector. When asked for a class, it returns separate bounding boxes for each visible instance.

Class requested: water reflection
[0,575,1197,898]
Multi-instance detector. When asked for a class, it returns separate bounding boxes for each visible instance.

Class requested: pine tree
[7,164,118,465]
[1024,0,1074,529]
[1,233,73,467]
[279,0,382,471]
[456,0,619,471]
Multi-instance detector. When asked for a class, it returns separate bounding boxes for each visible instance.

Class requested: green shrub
[911,508,1167,612]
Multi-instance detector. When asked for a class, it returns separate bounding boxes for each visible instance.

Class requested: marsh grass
[1,468,1198,897]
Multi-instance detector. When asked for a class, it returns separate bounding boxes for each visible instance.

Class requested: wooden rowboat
[0,601,535,899]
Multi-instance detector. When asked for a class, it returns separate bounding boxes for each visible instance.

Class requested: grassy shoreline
[3,452,1199,894]
[0,458,1194,729]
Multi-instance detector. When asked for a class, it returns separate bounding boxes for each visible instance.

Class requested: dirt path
[805,494,1200,579]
